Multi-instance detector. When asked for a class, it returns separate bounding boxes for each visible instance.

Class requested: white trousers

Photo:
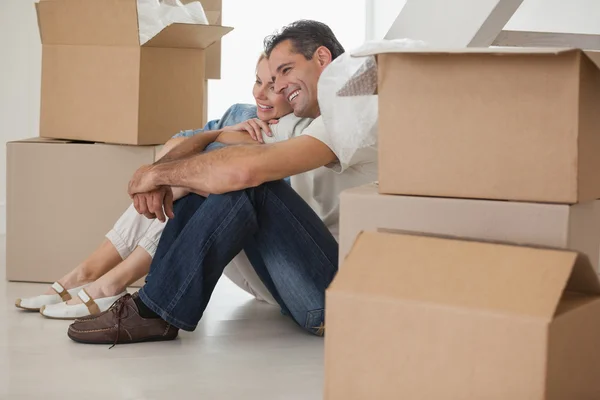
[105,204,277,305]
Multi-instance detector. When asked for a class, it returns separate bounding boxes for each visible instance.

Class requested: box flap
[142,23,232,49]
[36,0,139,46]
[195,0,223,79]
[352,46,577,58]
[181,0,221,10]
[332,231,583,319]
[180,0,220,22]
[584,51,600,70]
[205,11,221,25]
[565,253,600,294]
[198,0,221,11]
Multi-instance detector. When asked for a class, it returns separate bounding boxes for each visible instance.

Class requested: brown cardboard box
[325,231,600,400]
[36,0,232,145]
[376,48,600,203]
[6,138,160,286]
[340,183,600,271]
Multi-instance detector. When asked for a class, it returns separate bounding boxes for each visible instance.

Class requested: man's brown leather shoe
[67,293,178,345]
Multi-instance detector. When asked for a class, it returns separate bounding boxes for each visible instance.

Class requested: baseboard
[0,202,5,236]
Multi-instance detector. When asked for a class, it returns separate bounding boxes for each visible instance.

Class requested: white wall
[367,0,600,41]
[0,0,41,235]
[367,0,406,40]
[209,0,366,120]
[0,0,366,234]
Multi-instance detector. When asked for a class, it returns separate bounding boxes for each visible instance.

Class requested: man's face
[268,40,329,118]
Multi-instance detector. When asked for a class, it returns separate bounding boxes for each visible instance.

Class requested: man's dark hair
[264,20,345,61]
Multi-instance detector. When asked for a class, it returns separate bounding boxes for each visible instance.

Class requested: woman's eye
[268,85,275,92]
[255,80,262,85]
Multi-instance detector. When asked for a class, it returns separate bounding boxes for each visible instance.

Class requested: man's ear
[314,46,333,68]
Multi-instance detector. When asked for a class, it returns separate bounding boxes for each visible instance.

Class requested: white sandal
[39,288,127,320]
[15,282,90,311]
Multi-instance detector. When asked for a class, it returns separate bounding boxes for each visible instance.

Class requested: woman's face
[253,58,293,121]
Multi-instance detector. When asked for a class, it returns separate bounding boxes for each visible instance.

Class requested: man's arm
[128,130,264,199]
[147,136,336,195]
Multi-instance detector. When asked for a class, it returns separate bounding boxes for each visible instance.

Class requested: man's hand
[133,187,175,222]
[128,164,160,196]
[229,118,279,143]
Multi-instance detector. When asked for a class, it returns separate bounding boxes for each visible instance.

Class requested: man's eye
[283,67,291,75]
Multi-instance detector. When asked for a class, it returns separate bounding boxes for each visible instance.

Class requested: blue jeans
[138,180,339,336]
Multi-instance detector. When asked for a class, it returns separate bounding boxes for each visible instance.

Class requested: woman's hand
[229,118,279,143]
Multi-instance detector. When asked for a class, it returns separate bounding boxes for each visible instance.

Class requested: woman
[16,54,312,318]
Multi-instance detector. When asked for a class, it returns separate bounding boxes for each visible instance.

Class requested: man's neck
[309,105,321,119]
[295,105,321,119]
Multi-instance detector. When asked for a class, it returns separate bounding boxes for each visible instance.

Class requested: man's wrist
[150,160,181,188]
[149,164,164,187]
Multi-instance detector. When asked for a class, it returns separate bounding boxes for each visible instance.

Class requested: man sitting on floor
[67,19,378,344]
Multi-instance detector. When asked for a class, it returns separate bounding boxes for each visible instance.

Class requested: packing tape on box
[138,0,209,45]
[318,39,427,168]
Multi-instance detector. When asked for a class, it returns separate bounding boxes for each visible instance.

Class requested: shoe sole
[15,305,41,312]
[40,313,79,321]
[15,299,41,312]
[68,332,177,345]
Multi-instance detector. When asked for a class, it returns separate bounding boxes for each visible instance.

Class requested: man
[67,20,378,345]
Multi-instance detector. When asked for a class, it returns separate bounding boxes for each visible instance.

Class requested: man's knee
[170,193,204,219]
[213,180,285,200]
[244,180,289,198]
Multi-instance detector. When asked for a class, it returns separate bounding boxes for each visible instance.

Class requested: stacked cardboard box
[6,0,231,285]
[326,48,600,399]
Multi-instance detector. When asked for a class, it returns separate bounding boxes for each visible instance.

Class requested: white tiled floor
[0,238,324,400]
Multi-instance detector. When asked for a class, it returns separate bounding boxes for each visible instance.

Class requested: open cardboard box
[36,0,232,145]
[361,47,600,204]
[40,0,226,78]
[326,231,600,399]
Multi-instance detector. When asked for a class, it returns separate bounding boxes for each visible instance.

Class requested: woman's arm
[160,104,260,163]
[215,130,262,145]
[156,130,224,165]
[157,128,261,165]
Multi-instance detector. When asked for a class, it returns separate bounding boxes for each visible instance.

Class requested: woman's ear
[315,46,333,68]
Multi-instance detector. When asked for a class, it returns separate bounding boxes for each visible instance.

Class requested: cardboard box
[36,0,232,145]
[375,48,600,203]
[340,183,600,271]
[6,139,160,286]
[326,231,600,399]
